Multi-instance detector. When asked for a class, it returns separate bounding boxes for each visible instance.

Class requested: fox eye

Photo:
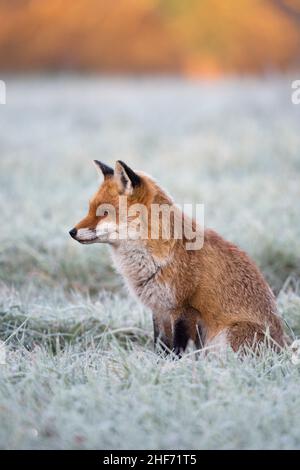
[103,210,108,217]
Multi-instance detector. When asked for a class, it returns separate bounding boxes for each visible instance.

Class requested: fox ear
[93,160,114,179]
[114,160,141,195]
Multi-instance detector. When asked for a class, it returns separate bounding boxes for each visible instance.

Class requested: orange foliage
[0,0,299,75]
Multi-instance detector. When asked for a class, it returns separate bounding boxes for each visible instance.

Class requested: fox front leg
[152,315,172,354]
[153,313,191,357]
[173,317,190,356]
[153,308,202,357]
[171,307,203,357]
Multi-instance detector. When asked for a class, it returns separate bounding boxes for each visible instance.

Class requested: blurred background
[0,0,300,75]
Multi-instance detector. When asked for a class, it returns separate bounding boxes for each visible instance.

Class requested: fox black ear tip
[115,160,141,187]
[94,160,114,176]
[116,160,131,171]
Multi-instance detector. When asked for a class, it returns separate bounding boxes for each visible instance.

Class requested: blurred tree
[0,0,299,74]
[158,0,300,74]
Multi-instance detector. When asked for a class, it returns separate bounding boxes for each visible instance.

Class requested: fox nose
[69,228,77,239]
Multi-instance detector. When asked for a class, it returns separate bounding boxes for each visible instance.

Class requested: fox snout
[69,226,98,244]
[69,227,77,239]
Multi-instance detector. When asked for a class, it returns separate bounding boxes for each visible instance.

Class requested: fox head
[69,160,169,245]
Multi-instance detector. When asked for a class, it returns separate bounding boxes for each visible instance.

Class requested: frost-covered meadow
[0,76,300,449]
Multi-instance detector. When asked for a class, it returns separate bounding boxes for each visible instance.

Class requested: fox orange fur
[69,160,285,355]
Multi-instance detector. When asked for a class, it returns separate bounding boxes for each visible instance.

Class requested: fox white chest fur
[111,241,176,311]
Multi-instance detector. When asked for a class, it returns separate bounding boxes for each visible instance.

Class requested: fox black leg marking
[153,316,159,346]
[173,318,190,356]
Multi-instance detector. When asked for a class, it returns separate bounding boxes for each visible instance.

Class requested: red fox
[69,160,285,355]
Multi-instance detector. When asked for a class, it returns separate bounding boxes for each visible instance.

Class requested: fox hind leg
[227,321,284,353]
